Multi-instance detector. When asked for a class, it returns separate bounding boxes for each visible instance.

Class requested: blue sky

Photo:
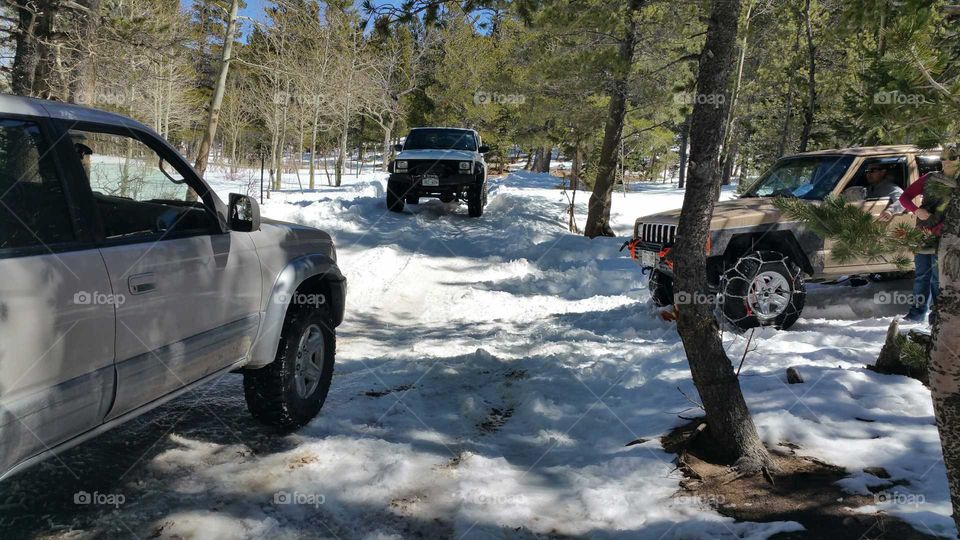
[176,0,402,40]
[178,0,282,28]
[177,0,385,28]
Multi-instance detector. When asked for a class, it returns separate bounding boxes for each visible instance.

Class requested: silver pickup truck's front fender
[245,254,346,369]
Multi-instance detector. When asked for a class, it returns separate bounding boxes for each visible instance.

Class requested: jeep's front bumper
[627,240,674,274]
[626,238,723,289]
[389,173,479,194]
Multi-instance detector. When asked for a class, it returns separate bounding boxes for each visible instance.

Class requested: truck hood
[251,218,336,261]
[636,197,787,229]
[397,149,477,161]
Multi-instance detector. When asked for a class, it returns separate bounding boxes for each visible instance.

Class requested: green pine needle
[773,196,925,269]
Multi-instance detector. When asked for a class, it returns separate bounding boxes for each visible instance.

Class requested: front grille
[405,160,460,177]
[638,222,677,245]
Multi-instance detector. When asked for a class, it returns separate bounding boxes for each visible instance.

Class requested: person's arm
[899,174,926,213]
[886,190,905,214]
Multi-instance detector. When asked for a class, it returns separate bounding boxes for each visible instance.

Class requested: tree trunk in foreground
[673,0,771,471]
[583,0,645,238]
[930,183,960,531]
[194,0,240,180]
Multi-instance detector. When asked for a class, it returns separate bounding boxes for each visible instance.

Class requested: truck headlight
[395,160,408,172]
[459,161,471,171]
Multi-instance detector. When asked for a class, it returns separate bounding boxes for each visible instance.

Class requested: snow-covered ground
[1,166,954,539]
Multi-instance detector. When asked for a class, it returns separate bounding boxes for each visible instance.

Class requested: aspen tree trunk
[194,0,240,179]
[930,184,960,531]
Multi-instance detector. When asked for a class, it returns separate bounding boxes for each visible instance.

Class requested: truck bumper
[389,173,480,195]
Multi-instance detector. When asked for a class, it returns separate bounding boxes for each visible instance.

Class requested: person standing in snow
[887,144,959,323]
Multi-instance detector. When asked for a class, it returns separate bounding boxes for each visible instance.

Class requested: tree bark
[678,114,690,189]
[11,1,43,96]
[310,106,321,190]
[530,147,543,171]
[584,0,645,238]
[721,128,739,186]
[336,121,348,188]
[193,0,240,180]
[720,0,751,187]
[356,114,366,177]
[931,183,960,532]
[797,0,816,153]
[67,0,100,105]
[673,0,771,471]
[777,22,801,158]
[276,79,291,190]
[571,140,581,189]
[381,117,395,173]
[539,146,552,173]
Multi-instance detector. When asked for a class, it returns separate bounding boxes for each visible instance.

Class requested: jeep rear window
[403,129,477,151]
[742,155,855,200]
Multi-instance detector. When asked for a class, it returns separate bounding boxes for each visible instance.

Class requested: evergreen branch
[773,196,922,270]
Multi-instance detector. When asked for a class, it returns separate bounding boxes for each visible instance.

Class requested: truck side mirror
[478,145,490,153]
[229,193,261,232]
[393,143,403,152]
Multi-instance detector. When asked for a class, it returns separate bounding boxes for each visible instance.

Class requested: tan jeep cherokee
[630,145,942,330]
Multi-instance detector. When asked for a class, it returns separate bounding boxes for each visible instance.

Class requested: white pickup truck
[0,95,346,481]
[386,127,490,217]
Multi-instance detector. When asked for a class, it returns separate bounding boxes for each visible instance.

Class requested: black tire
[243,304,336,429]
[386,180,405,212]
[649,269,674,307]
[467,182,486,217]
[406,194,419,205]
[720,250,806,331]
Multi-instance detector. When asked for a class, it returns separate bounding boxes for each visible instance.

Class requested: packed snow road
[0,169,954,539]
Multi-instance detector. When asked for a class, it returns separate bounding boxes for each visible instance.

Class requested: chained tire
[720,250,806,331]
[649,269,674,307]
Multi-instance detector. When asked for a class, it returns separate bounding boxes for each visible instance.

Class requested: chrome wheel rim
[294,324,325,398]
[747,271,792,320]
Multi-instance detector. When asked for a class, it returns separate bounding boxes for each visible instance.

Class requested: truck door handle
[128,273,157,295]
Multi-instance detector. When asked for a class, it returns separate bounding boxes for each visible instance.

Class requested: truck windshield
[403,129,477,151]
[742,155,855,200]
